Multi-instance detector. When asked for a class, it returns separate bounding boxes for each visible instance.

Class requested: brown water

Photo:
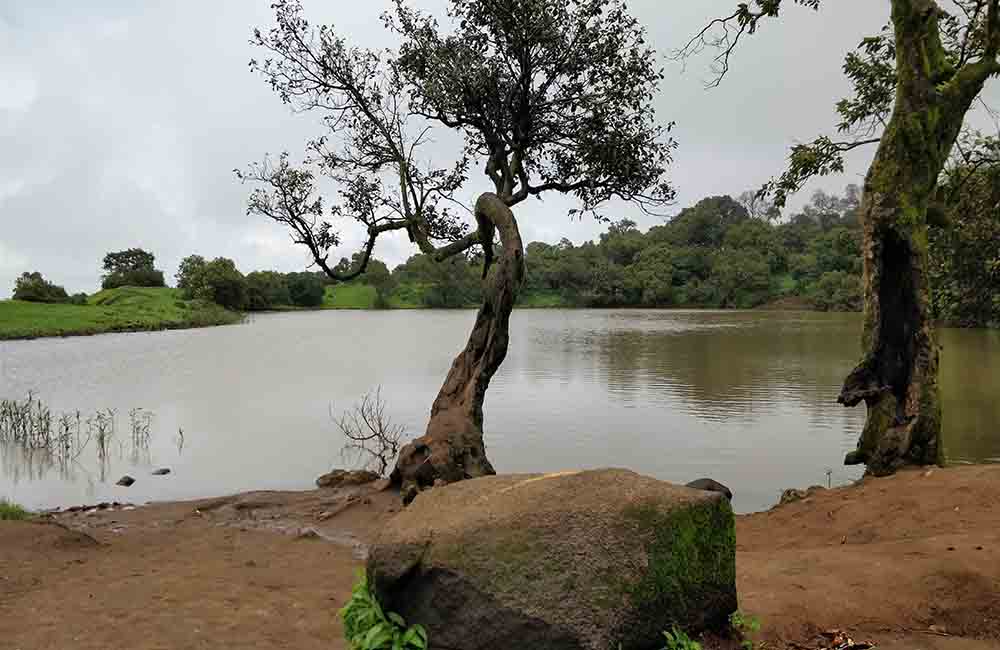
[1,309,998,513]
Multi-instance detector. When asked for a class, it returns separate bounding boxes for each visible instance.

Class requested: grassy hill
[0,287,242,341]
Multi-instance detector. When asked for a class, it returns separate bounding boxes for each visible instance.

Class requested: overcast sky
[1,0,990,294]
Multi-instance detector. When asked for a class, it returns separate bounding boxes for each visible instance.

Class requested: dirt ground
[2,465,999,650]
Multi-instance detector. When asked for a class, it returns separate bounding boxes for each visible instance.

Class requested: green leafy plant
[661,626,702,650]
[0,499,31,521]
[730,611,762,650]
[340,571,428,650]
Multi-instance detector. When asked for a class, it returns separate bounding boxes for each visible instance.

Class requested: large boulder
[368,469,737,650]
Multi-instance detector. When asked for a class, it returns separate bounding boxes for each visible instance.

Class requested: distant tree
[709,249,772,308]
[737,189,781,221]
[12,272,70,303]
[808,271,863,312]
[599,219,646,266]
[724,219,788,274]
[626,244,675,305]
[178,256,247,310]
[246,271,293,310]
[101,248,165,289]
[240,0,675,494]
[287,272,325,307]
[176,255,207,293]
[651,196,749,248]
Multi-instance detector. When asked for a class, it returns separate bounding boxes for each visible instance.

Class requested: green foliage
[101,248,166,289]
[0,499,31,521]
[393,254,481,308]
[286,272,325,307]
[807,271,862,312]
[176,255,207,292]
[340,572,428,650]
[730,611,762,650]
[0,287,241,341]
[930,155,1000,327]
[661,626,701,650]
[178,256,249,310]
[12,272,70,303]
[246,271,292,310]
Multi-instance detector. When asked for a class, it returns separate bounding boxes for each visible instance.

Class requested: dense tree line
[366,183,996,326]
[9,188,995,326]
[175,254,326,311]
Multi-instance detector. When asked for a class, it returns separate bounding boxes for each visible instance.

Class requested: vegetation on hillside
[0,287,241,340]
[101,248,167,290]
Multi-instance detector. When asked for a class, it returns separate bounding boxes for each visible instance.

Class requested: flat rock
[116,476,135,487]
[779,485,826,506]
[151,468,171,476]
[368,468,737,650]
[315,469,379,489]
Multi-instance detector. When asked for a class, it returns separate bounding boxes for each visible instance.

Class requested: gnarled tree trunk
[392,193,525,501]
[839,0,993,475]
[839,146,944,474]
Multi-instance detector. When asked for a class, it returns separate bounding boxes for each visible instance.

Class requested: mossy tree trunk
[840,0,1000,475]
[392,193,525,499]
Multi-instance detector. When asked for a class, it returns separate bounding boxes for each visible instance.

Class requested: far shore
[1,284,868,343]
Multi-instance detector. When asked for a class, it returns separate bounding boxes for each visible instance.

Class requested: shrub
[287,272,325,307]
[340,571,428,650]
[67,293,89,305]
[246,271,292,310]
[178,256,248,310]
[0,499,30,521]
[12,272,70,303]
[807,271,862,312]
[101,268,166,290]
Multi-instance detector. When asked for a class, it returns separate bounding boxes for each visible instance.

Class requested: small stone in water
[116,476,135,487]
[152,468,171,476]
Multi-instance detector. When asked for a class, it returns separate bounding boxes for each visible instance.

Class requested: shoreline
[3,464,998,649]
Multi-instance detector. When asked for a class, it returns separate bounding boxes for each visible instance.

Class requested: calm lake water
[2,310,998,513]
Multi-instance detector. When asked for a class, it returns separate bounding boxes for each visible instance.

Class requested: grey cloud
[0,0,996,295]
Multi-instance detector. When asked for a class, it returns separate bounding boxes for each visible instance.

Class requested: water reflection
[1,309,997,513]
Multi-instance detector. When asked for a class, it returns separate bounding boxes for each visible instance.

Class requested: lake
[2,309,998,513]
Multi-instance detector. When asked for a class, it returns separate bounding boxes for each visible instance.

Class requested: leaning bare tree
[239,0,674,500]
[684,0,1000,475]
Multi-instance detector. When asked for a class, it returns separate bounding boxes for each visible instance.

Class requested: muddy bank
[1,466,998,649]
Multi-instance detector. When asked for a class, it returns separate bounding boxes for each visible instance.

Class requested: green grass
[0,286,243,341]
[0,499,31,521]
[322,283,575,310]
[323,283,378,309]
[323,283,429,309]
[517,290,572,308]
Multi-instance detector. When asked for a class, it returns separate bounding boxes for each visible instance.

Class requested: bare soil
[1,466,998,650]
